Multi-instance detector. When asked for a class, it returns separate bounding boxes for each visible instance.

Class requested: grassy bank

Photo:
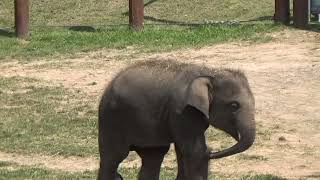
[0,0,274,27]
[0,24,278,59]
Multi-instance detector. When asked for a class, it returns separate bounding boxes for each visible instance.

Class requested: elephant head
[185,70,255,159]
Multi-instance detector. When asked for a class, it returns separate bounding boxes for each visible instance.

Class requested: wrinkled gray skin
[98,60,255,180]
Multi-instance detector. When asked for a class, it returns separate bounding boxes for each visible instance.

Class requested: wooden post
[14,0,29,38]
[129,0,144,30]
[293,0,309,28]
[274,0,290,24]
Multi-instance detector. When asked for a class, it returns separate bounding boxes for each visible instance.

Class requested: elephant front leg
[175,144,187,180]
[183,155,208,180]
[136,146,170,180]
[175,134,209,180]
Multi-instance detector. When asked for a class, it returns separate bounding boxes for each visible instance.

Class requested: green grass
[0,24,278,59]
[0,76,98,156]
[0,163,285,180]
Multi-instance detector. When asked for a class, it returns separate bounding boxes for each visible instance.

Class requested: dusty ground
[1,28,320,179]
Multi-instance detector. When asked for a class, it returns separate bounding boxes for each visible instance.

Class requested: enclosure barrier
[13,0,312,38]
[14,0,29,38]
[129,0,144,29]
[274,0,290,23]
[293,0,309,28]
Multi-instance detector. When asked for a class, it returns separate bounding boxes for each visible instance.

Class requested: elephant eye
[229,102,240,112]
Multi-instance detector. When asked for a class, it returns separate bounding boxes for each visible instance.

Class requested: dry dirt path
[1,29,320,179]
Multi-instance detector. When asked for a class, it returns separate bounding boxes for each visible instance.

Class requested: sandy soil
[0,28,320,179]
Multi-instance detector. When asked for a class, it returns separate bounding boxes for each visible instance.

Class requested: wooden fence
[14,0,310,39]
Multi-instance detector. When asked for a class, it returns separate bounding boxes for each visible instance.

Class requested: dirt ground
[0,28,320,179]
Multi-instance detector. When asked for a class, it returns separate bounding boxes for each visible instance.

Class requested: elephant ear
[185,77,213,119]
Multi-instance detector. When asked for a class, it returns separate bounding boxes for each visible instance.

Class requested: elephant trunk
[209,119,255,159]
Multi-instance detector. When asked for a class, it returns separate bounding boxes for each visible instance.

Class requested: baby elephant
[98,60,255,180]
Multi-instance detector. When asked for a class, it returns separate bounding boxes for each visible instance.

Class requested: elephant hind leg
[97,143,129,180]
[136,146,170,180]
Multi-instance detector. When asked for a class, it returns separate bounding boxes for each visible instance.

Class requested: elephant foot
[116,173,123,180]
[175,176,186,180]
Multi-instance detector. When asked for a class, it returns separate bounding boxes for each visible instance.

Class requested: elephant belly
[103,103,172,147]
[125,114,172,147]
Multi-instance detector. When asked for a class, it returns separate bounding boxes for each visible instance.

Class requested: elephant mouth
[237,131,241,141]
[227,128,241,142]
[230,130,241,142]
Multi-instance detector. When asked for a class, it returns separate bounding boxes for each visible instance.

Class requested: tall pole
[14,0,29,38]
[293,0,309,28]
[129,0,144,30]
[274,0,290,24]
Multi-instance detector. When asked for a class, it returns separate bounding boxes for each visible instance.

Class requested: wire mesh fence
[0,0,275,28]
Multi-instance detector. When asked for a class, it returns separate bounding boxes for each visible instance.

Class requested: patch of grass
[240,174,286,180]
[237,154,268,161]
[0,23,279,60]
[0,167,96,180]
[0,76,98,156]
[0,161,15,168]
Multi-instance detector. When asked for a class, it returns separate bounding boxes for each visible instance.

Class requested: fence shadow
[0,28,15,37]
[68,26,96,32]
[144,16,203,27]
[144,15,275,27]
[243,16,274,22]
